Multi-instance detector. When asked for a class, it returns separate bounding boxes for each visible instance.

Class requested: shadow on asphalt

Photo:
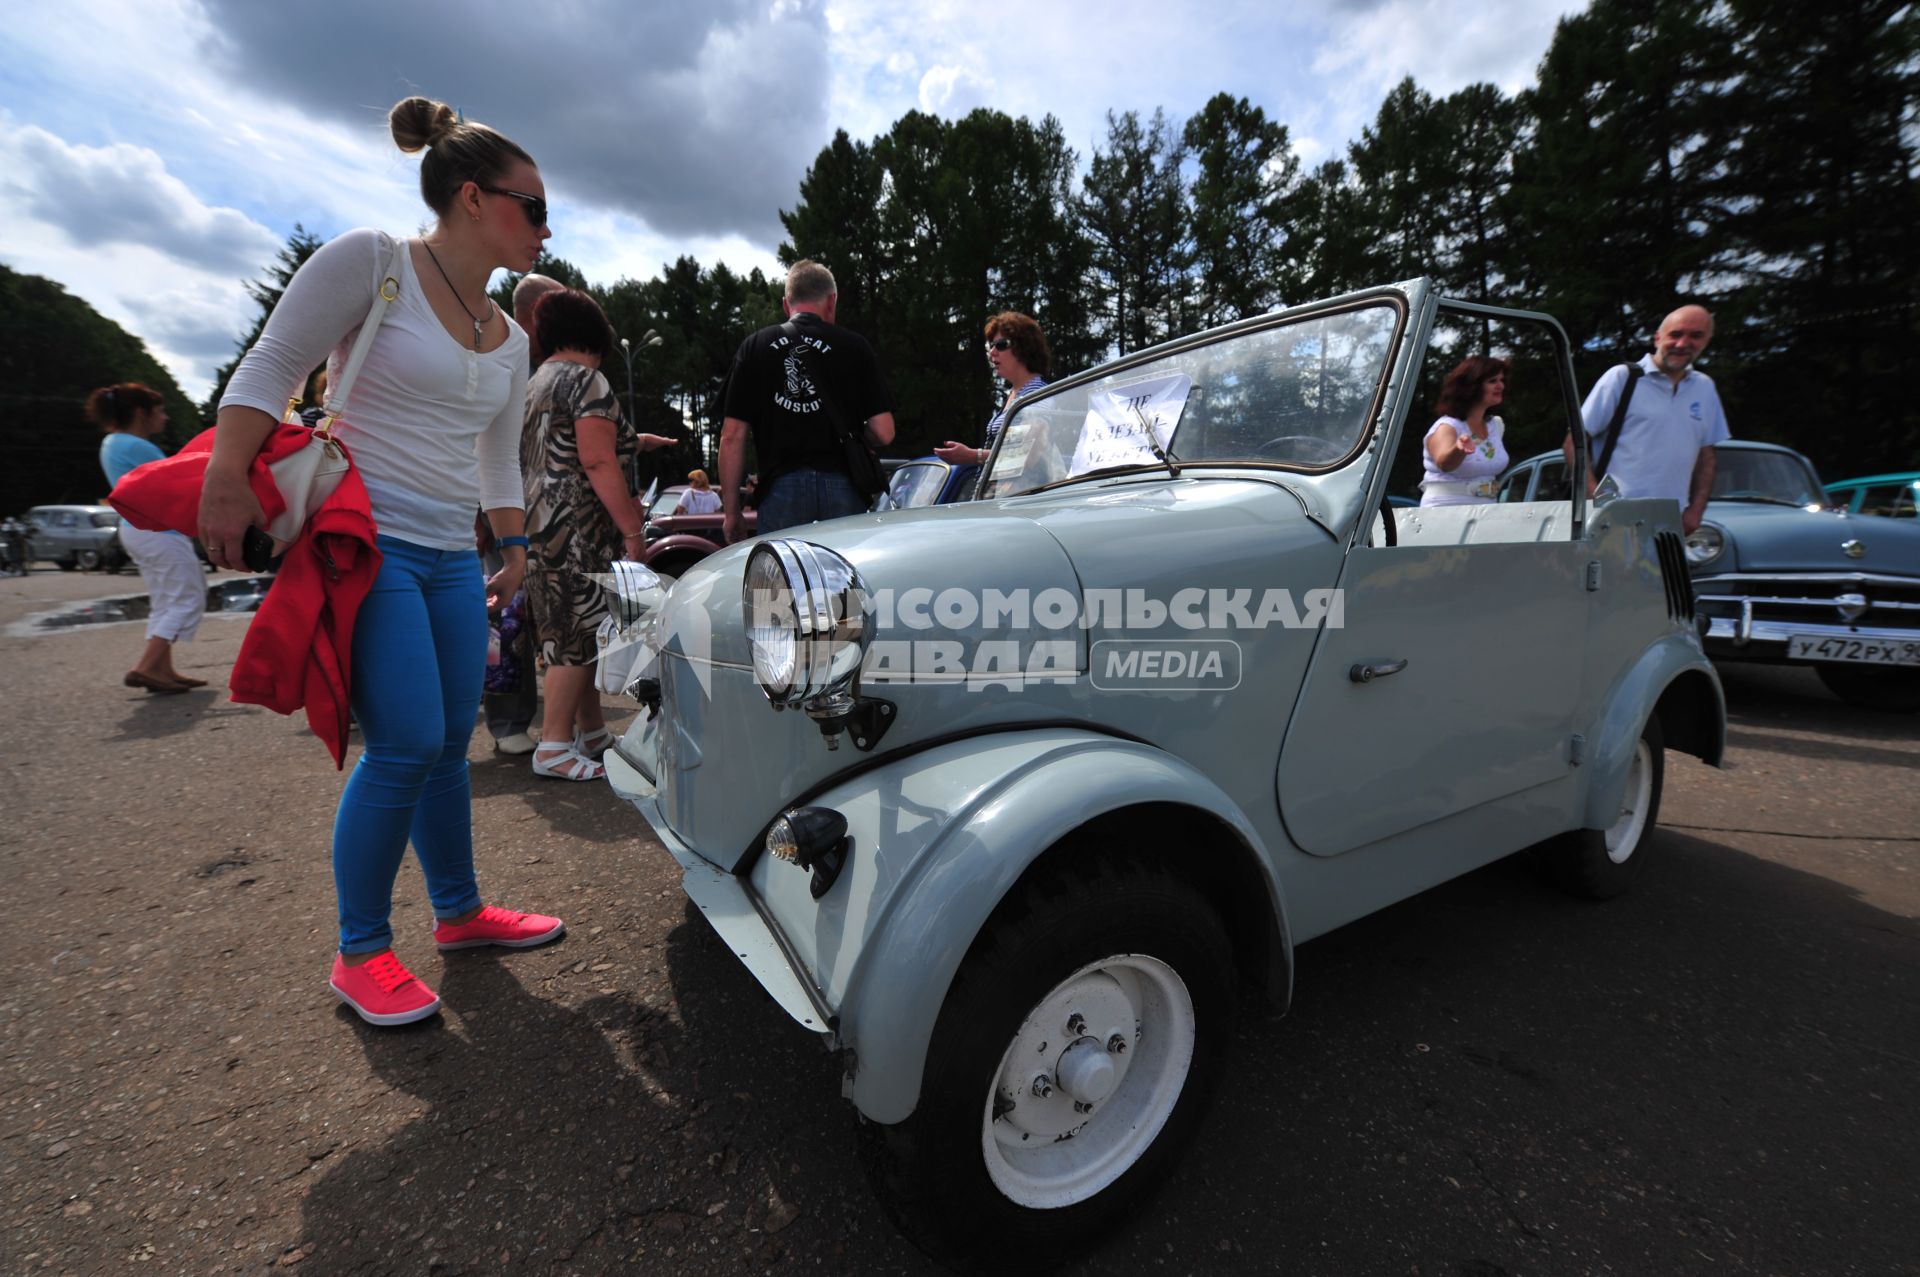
[297,815,1918,1274]
[106,686,254,741]
[299,912,930,1272]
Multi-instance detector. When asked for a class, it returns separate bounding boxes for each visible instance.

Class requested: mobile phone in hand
[241,526,275,573]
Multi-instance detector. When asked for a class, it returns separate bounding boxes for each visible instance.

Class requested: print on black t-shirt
[723,313,894,488]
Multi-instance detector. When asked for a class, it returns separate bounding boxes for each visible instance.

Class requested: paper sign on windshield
[1067,373,1192,478]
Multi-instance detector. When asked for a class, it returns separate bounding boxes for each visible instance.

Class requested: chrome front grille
[1694,571,1920,648]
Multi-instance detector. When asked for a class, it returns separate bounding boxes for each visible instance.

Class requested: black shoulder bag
[1591,363,1649,479]
[782,320,886,498]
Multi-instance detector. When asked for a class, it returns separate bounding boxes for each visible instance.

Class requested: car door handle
[1349,659,1408,683]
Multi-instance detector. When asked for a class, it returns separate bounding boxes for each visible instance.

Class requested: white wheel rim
[1605,738,1653,864]
[980,954,1195,1210]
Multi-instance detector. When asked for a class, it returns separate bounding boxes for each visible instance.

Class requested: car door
[1278,304,1589,857]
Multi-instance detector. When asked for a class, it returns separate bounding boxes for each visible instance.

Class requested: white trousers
[119,524,206,643]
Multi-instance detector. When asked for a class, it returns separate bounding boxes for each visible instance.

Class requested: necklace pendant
[472,319,484,351]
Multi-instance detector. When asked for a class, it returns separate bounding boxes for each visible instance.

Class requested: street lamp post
[619,329,662,491]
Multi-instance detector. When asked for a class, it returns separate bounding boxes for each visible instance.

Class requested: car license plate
[1787,635,1920,666]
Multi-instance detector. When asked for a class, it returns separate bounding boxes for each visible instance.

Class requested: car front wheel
[1538,714,1665,899]
[77,548,102,571]
[863,853,1233,1267]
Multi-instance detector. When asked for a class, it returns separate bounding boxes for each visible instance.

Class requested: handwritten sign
[1067,373,1192,478]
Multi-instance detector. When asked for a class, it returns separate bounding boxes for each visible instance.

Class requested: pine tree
[1183,94,1299,329]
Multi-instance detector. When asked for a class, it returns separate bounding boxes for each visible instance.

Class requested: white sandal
[575,726,615,761]
[531,740,604,781]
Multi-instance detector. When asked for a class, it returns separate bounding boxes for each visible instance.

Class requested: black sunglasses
[986,337,1012,352]
[478,184,548,228]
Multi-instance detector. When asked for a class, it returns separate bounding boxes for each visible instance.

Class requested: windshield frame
[979,287,1411,499]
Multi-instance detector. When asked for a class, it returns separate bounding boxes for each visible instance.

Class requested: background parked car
[635,483,756,578]
[1826,471,1919,520]
[24,504,128,572]
[1501,441,1920,711]
[872,456,981,511]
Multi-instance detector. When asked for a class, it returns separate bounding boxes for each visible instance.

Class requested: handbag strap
[314,234,409,438]
[1592,362,1648,478]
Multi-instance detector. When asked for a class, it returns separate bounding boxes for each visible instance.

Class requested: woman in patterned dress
[520,288,675,780]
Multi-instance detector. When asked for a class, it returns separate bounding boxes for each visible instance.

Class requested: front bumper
[1695,571,1920,662]
[605,735,835,1037]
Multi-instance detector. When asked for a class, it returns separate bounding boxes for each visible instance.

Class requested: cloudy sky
[1,0,1582,399]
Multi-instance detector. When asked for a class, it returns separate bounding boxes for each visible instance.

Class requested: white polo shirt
[1580,354,1731,508]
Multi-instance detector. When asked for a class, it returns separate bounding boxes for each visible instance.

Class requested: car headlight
[1684,523,1726,568]
[744,540,870,709]
[606,559,667,626]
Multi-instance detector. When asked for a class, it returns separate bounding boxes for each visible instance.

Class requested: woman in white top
[201,96,565,1028]
[1419,355,1511,506]
[677,469,722,515]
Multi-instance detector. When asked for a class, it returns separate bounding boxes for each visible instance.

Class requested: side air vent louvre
[1654,531,1694,622]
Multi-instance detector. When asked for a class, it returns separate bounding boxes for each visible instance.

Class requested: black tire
[1538,713,1665,900]
[77,548,102,571]
[1816,665,1920,713]
[861,853,1234,1269]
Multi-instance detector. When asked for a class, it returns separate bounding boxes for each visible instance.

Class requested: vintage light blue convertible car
[598,280,1727,1263]
[1501,441,1920,711]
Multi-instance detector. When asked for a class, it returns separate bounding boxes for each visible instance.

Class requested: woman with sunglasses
[200,95,563,1027]
[936,312,1052,474]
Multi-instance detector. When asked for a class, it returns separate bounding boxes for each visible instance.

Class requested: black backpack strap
[1592,363,1644,478]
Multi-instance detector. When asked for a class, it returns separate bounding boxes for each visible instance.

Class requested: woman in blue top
[91,382,208,693]
[936,311,1051,472]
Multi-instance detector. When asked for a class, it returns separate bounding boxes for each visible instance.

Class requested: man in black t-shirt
[720,260,895,540]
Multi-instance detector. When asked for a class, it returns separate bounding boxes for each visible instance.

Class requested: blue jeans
[755,467,867,535]
[333,535,487,954]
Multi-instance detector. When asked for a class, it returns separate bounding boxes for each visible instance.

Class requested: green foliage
[1080,109,1191,355]
[0,265,201,514]
[1183,94,1299,329]
[203,225,324,416]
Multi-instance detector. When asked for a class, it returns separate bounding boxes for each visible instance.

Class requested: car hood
[654,504,1085,670]
[1702,502,1920,575]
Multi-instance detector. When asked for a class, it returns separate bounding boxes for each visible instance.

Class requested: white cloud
[1,122,279,275]
[918,65,992,118]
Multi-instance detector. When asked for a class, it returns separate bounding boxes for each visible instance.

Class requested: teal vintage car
[1502,441,1920,711]
[1825,470,1919,520]
[597,280,1726,1264]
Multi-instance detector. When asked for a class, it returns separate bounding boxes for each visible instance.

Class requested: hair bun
[389,96,458,154]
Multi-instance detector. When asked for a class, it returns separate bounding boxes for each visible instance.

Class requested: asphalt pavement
[2,567,1915,1276]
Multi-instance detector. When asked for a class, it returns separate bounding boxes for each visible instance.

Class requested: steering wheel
[1252,434,1348,465]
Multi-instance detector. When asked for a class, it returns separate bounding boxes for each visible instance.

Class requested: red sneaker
[329,952,441,1026]
[433,904,565,951]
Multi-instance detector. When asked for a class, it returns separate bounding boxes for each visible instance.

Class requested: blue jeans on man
[754,467,866,535]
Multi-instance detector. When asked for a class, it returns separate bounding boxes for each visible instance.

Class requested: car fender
[790,729,1290,1125]
[1581,634,1725,830]
[642,533,722,569]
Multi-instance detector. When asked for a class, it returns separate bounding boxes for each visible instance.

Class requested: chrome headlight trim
[744,539,871,709]
[1683,522,1726,569]
[606,559,667,627]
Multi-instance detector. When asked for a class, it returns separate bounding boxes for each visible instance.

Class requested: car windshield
[650,488,685,518]
[1712,448,1825,507]
[890,462,953,509]
[979,303,1401,500]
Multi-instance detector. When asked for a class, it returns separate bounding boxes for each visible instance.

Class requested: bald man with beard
[1569,303,1731,533]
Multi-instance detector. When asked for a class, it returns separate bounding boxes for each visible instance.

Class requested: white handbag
[265,235,408,552]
